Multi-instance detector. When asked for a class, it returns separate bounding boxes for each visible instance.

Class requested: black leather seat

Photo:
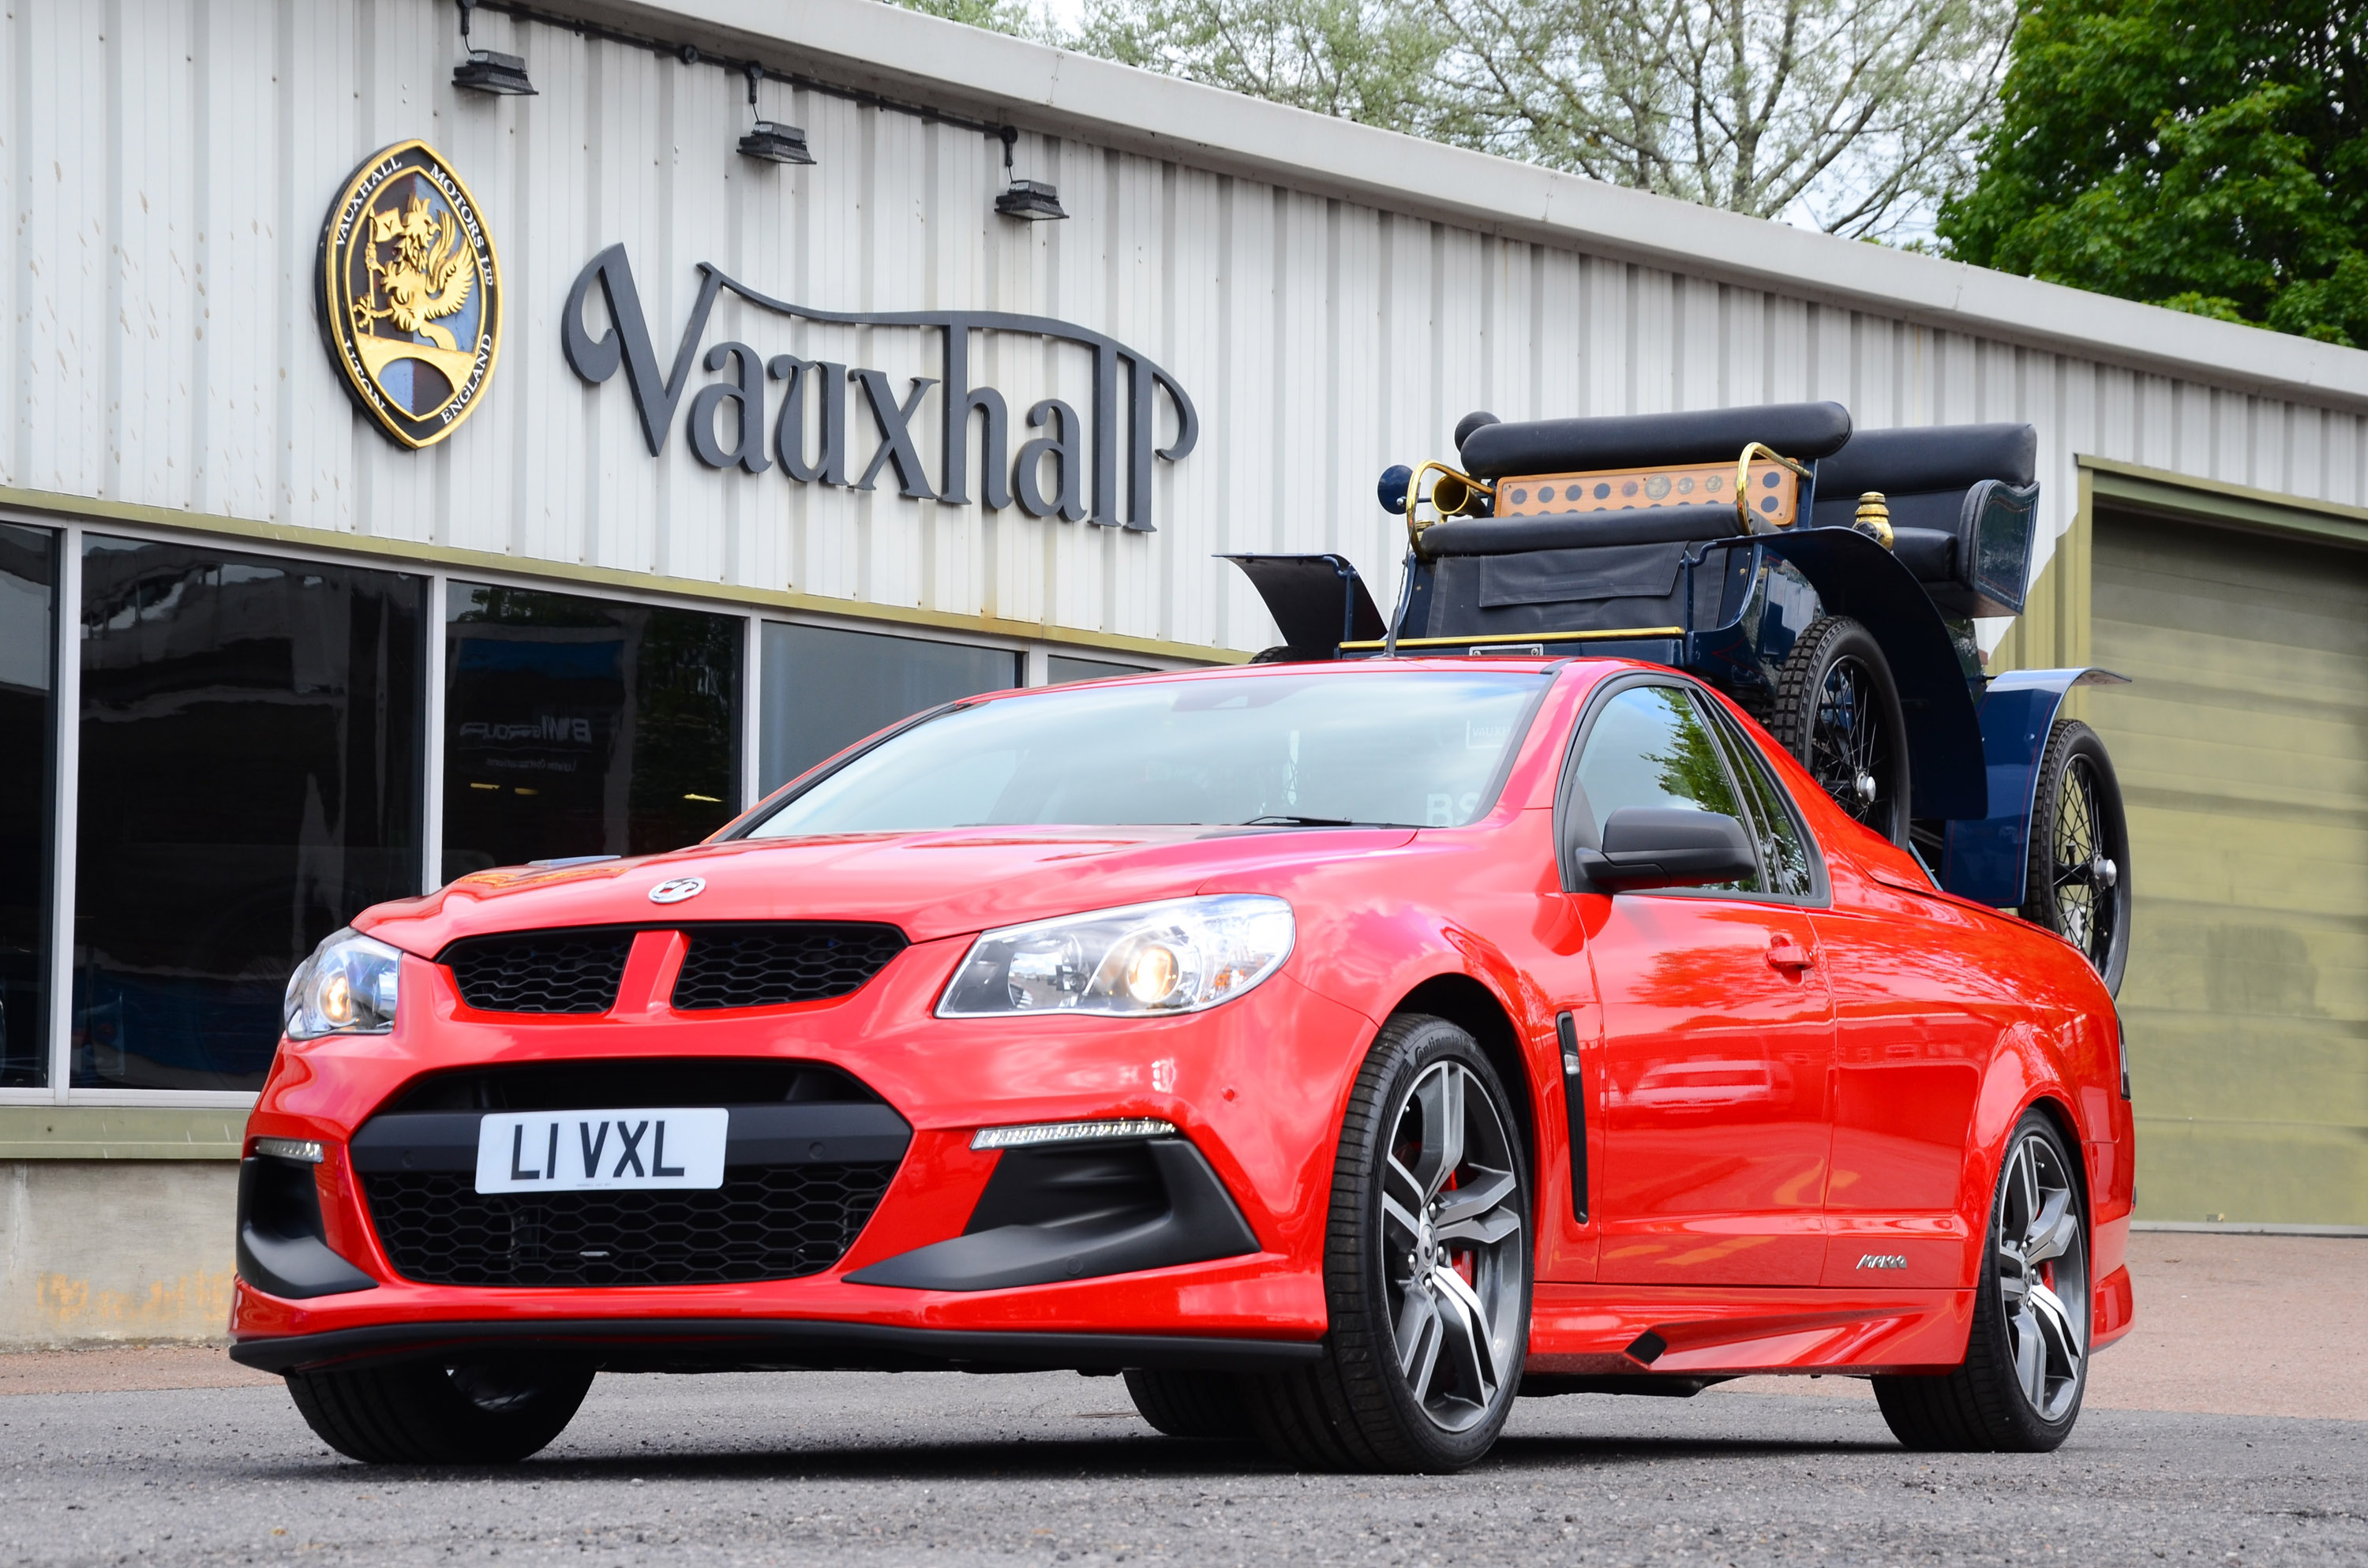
[1809,424,2039,618]
[1458,402,1853,478]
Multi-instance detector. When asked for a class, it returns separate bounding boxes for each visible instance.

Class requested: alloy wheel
[1995,1129,2089,1422]
[1378,1059,1525,1433]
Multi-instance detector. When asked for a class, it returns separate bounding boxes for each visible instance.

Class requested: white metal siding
[6,0,2368,653]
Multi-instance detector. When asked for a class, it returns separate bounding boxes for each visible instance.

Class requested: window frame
[1553,671,1829,907]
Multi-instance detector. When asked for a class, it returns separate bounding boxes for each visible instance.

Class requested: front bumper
[233,931,1379,1360]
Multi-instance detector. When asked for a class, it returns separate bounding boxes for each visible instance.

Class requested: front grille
[671,923,906,1010]
[443,930,635,1014]
[363,1165,897,1287]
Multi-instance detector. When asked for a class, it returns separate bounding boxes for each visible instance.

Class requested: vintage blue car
[1225,401,2133,993]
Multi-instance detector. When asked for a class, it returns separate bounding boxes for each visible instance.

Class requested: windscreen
[740,669,1547,836]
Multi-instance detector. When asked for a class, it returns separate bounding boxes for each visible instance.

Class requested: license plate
[474,1109,729,1194]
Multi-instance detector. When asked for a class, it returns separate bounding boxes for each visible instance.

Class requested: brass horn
[1401,461,1496,555]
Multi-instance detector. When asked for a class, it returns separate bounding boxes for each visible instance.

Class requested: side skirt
[1524,1283,1974,1377]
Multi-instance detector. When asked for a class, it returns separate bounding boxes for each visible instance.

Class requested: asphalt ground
[0,1234,2359,1566]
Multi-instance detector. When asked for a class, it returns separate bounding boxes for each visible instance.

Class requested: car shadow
[247,1426,1898,1484]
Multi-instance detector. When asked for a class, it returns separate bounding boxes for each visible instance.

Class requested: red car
[230,658,2134,1473]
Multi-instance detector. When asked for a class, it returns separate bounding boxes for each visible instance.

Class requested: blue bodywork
[1943,668,2130,907]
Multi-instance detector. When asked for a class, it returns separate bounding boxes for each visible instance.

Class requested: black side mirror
[1574,806,1756,893]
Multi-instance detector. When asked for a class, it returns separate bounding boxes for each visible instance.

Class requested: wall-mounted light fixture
[452,0,536,95]
[738,61,815,165]
[995,126,1066,221]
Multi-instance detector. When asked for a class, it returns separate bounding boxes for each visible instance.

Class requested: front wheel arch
[1388,973,1539,1196]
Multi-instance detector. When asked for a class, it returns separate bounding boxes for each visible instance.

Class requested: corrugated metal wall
[6,0,2368,653]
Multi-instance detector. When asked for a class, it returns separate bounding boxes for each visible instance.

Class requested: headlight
[283,927,403,1039]
[937,896,1294,1018]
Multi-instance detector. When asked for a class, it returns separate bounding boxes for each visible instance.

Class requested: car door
[1564,679,1836,1287]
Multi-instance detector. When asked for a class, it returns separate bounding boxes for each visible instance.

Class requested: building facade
[2,0,2363,1344]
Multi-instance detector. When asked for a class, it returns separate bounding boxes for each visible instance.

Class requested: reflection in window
[444,585,741,879]
[758,623,1020,793]
[1707,709,1818,896]
[0,526,55,1087]
[73,538,424,1091]
[1047,653,1153,684]
[1576,685,1756,894]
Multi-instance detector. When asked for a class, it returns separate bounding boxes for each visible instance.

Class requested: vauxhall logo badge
[561,245,1199,530]
[317,140,504,449]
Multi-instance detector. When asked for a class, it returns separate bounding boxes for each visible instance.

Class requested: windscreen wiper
[1235,814,1364,826]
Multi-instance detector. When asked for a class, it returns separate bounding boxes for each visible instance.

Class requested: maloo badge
[1857,1254,1909,1270]
[317,140,503,449]
[648,878,706,905]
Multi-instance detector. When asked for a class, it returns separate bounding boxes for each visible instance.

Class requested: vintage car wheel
[1758,616,1912,846]
[1872,1111,2089,1452]
[2021,719,2132,994]
[1240,1016,1531,1473]
[1123,1368,1256,1441]
[284,1360,595,1464]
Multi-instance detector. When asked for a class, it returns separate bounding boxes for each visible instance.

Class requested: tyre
[2020,719,2132,994]
[1239,1015,1531,1473]
[1873,1110,2090,1453]
[284,1360,595,1464]
[1123,1368,1256,1442]
[1757,616,1912,846]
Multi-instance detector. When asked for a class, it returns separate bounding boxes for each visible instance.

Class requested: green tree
[1939,2,2368,344]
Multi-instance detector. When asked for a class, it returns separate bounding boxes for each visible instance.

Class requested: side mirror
[1574,806,1756,893]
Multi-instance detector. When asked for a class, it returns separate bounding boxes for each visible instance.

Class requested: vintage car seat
[1810,423,2039,618]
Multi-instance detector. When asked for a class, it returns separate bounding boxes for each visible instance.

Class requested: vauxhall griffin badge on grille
[317,140,503,449]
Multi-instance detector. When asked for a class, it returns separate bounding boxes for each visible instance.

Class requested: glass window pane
[0,525,56,1088]
[444,585,742,878]
[1047,653,1153,684]
[1706,707,1818,897]
[759,623,1021,793]
[1575,685,1757,893]
[74,538,424,1091]
[744,669,1545,836]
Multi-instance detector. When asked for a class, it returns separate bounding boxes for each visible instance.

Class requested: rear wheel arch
[1386,974,1538,1189]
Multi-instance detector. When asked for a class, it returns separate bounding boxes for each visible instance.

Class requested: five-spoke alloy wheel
[1874,1110,2090,1451]
[1237,1014,1531,1472]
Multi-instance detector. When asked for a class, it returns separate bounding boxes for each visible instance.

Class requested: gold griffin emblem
[318,140,503,448]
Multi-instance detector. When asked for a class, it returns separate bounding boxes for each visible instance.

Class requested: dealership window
[443,584,742,879]
[758,623,1022,793]
[1048,654,1153,684]
[73,537,425,1091]
[0,526,56,1088]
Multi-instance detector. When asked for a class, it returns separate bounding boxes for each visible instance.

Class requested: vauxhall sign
[560,244,1200,531]
[317,144,1200,528]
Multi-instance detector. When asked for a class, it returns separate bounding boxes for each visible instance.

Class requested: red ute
[231,658,2134,1472]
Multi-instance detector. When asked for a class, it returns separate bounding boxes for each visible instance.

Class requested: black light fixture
[994,126,1066,221]
[452,0,536,95]
[738,61,815,165]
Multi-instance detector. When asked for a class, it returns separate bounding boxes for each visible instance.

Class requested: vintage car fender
[1757,526,1988,821]
[1942,668,2131,907]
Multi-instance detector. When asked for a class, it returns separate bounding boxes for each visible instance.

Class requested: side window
[1705,706,1819,898]
[1573,685,1759,894]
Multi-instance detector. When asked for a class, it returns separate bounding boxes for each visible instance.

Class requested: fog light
[971,1117,1175,1151]
[254,1136,326,1164]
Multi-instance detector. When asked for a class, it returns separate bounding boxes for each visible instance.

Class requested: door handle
[1767,940,1815,972]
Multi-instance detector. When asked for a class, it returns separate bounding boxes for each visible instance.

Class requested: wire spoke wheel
[1379,1060,1525,1433]
[1805,654,1894,831]
[1755,616,1911,846]
[2020,719,2132,994]
[1993,1129,2089,1424]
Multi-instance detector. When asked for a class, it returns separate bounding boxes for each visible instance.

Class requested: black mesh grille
[671,924,907,1010]
[362,1165,898,1287]
[443,930,635,1015]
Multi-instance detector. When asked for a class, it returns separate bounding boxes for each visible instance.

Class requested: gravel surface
[0,1370,2362,1566]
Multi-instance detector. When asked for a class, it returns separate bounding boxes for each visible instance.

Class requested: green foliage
[892,0,1039,34]
[1939,2,2368,344]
